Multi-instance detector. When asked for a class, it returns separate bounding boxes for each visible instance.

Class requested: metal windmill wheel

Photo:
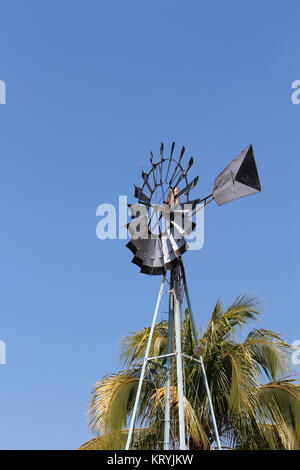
[126,143,203,275]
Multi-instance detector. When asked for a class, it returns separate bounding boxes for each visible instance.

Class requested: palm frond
[120,322,168,367]
[148,385,210,448]
[202,294,261,347]
[78,428,156,450]
[257,380,300,447]
[243,328,291,380]
[88,371,140,434]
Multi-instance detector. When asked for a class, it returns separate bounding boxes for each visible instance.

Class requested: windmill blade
[134,185,151,204]
[140,253,165,275]
[141,239,164,263]
[141,170,153,193]
[150,151,158,188]
[159,143,164,184]
[174,176,199,200]
[165,142,175,183]
[160,142,164,160]
[127,236,165,275]
[161,235,178,270]
[167,229,187,257]
[160,143,164,169]
[171,217,196,238]
[126,237,151,255]
[132,255,144,268]
[169,218,185,238]
[126,238,149,266]
[173,157,194,187]
[140,263,165,276]
[139,242,165,274]
[141,237,163,261]
[126,239,139,255]
[128,203,149,219]
[126,215,149,239]
[169,146,185,185]
[213,144,261,206]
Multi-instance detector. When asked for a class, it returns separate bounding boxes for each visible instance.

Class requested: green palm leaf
[83,294,300,450]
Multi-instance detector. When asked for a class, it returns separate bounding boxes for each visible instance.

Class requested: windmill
[125,142,261,450]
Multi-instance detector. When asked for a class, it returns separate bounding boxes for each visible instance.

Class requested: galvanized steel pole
[163,272,174,450]
[174,279,186,450]
[125,277,165,450]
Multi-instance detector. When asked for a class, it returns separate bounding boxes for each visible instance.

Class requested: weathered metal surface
[214,144,261,206]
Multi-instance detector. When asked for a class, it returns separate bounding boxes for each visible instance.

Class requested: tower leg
[180,261,221,450]
[174,279,186,450]
[163,273,174,450]
[125,277,165,450]
[198,356,221,450]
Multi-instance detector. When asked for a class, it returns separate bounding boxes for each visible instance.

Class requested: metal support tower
[125,264,221,450]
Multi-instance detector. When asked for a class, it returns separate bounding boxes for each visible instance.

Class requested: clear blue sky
[0,0,299,449]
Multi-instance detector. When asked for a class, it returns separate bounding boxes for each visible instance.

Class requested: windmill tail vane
[124,142,261,450]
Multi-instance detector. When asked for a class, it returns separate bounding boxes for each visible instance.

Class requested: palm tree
[80,294,300,450]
